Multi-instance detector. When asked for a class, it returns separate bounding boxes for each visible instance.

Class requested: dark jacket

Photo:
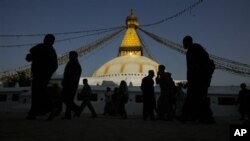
[80,84,92,101]
[186,43,214,86]
[62,59,82,90]
[27,43,58,78]
[141,76,154,96]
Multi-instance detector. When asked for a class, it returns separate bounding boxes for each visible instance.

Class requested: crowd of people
[25,34,250,123]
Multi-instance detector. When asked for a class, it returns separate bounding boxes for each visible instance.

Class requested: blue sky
[0,0,250,86]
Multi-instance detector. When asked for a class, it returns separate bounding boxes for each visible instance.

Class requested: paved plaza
[0,113,241,141]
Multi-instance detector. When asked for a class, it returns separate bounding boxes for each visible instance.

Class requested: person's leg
[26,81,38,119]
[197,86,215,123]
[87,101,97,117]
[80,100,87,112]
[149,107,155,120]
[70,102,81,117]
[182,87,197,122]
[143,102,147,120]
[103,103,108,115]
[157,95,164,120]
[166,95,173,121]
[63,101,72,119]
[120,103,127,119]
[27,76,44,119]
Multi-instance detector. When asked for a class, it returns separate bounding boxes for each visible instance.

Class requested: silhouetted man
[26,34,58,119]
[237,83,250,120]
[141,70,156,120]
[79,79,97,117]
[156,65,176,121]
[182,36,215,123]
[61,51,82,120]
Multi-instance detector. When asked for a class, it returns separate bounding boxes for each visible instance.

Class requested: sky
[0,0,250,86]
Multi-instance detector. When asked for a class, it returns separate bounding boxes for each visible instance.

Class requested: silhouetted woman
[118,80,129,119]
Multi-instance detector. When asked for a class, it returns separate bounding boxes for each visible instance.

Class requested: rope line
[141,0,203,27]
[0,27,124,48]
[139,28,250,77]
[0,26,124,37]
[0,28,125,81]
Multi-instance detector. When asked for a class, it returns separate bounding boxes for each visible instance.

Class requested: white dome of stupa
[92,55,159,78]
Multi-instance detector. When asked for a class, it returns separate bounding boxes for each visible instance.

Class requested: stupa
[83,10,160,86]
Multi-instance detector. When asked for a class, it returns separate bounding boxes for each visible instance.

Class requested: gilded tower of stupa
[119,10,142,56]
[92,10,159,85]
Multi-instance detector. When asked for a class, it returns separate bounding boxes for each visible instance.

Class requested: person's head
[43,34,55,46]
[120,80,127,88]
[69,51,78,61]
[240,83,246,89]
[158,65,165,75]
[148,70,155,78]
[83,79,88,85]
[183,35,193,50]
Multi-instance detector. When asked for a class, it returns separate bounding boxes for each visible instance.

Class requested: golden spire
[119,10,143,56]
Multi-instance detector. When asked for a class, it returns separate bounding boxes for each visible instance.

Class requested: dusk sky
[0,0,250,86]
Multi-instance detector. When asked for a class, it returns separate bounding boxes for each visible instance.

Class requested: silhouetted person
[182,36,215,123]
[79,79,97,117]
[103,87,112,115]
[156,65,176,121]
[141,70,156,120]
[26,34,58,119]
[237,83,250,120]
[60,51,82,120]
[118,80,129,119]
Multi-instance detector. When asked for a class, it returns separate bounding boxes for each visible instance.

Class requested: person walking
[182,36,215,123]
[78,79,97,118]
[156,65,176,121]
[60,51,82,120]
[26,34,58,120]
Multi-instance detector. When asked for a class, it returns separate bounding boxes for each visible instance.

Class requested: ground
[0,113,240,141]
